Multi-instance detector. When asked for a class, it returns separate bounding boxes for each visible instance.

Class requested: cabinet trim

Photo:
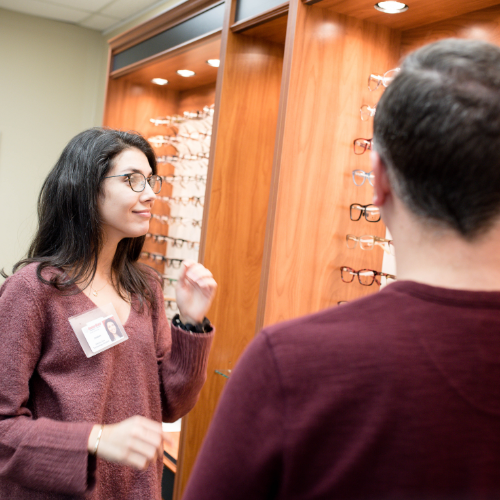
[230,2,289,33]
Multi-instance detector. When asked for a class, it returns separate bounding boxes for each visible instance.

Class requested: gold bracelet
[92,425,104,455]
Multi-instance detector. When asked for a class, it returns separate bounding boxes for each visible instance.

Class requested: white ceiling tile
[79,13,120,31]
[101,0,160,20]
[0,0,89,22]
[48,0,112,11]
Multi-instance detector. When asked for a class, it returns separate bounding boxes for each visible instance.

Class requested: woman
[0,128,217,499]
[104,317,123,341]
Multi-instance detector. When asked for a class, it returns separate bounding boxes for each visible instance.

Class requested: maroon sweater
[0,263,213,499]
[183,281,500,500]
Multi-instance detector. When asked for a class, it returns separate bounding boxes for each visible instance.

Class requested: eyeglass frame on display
[340,266,396,286]
[349,203,381,223]
[157,153,210,163]
[352,169,375,187]
[146,233,200,250]
[162,276,179,286]
[140,252,184,268]
[161,174,207,186]
[368,68,400,91]
[353,138,372,155]
[159,196,205,207]
[346,234,394,254]
[360,104,377,121]
[104,173,163,194]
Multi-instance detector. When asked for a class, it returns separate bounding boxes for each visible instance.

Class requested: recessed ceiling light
[177,70,196,77]
[151,78,168,85]
[374,1,409,13]
[206,59,220,68]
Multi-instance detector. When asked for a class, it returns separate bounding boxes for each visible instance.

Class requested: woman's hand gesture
[175,261,217,324]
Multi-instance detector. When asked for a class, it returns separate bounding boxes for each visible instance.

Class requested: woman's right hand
[88,416,164,470]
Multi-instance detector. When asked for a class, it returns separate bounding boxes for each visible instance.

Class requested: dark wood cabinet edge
[254,0,298,334]
[230,2,289,33]
[109,0,224,55]
[109,29,222,79]
[302,0,324,4]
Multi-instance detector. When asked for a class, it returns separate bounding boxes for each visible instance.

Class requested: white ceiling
[0,0,170,33]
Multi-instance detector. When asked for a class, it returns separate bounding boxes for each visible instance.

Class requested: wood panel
[103,78,179,135]
[401,4,500,56]
[111,34,221,90]
[177,83,217,114]
[311,0,500,31]
[261,0,400,327]
[174,4,285,496]
[231,2,289,32]
[239,13,289,44]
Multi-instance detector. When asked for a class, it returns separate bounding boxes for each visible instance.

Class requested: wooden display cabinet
[103,0,500,497]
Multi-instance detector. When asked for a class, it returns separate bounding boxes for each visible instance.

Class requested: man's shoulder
[262,285,403,343]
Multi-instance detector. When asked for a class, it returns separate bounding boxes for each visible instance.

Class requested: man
[183,39,500,499]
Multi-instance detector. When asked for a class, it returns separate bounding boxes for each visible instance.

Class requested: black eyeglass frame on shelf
[104,172,163,194]
[340,266,396,286]
[349,203,381,223]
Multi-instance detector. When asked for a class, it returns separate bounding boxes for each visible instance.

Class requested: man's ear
[370,150,392,207]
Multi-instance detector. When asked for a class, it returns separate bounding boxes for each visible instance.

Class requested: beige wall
[0,1,186,280]
[104,0,184,40]
[0,8,109,278]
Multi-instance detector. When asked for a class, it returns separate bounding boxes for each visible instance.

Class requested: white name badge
[69,303,128,358]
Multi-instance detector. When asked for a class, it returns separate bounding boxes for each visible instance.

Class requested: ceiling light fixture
[177,70,196,77]
[151,78,168,85]
[374,1,409,13]
[206,59,220,68]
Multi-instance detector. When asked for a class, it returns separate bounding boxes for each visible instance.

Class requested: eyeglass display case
[103,0,500,497]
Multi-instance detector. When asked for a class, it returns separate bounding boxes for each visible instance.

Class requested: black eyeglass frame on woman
[104,172,163,194]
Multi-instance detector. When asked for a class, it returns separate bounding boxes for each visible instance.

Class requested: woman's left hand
[175,260,217,325]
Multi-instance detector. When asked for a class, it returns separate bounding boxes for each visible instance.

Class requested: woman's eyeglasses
[341,266,396,286]
[353,138,372,155]
[346,234,394,255]
[104,173,162,194]
[352,170,374,187]
[350,203,381,222]
[368,68,400,91]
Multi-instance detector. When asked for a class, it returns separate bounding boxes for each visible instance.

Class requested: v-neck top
[0,263,214,500]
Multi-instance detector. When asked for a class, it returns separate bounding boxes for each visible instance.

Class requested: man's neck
[392,217,500,291]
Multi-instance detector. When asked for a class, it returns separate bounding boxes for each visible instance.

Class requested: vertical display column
[143,106,214,319]
[259,0,400,327]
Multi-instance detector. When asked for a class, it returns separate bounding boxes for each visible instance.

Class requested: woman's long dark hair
[6,127,161,311]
